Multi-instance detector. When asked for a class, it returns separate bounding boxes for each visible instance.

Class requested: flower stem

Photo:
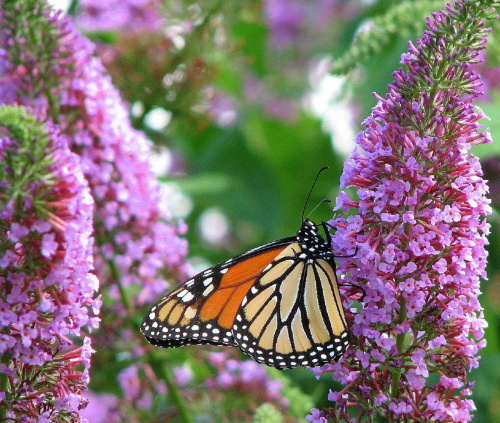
[0,354,8,420]
[106,255,194,423]
[147,349,194,423]
[391,298,408,398]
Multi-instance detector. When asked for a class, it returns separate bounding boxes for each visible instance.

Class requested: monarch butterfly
[141,168,351,369]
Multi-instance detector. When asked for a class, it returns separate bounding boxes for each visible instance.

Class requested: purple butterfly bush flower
[1,2,283,420]
[60,41,190,305]
[0,106,99,421]
[306,408,328,423]
[0,0,189,416]
[315,1,495,421]
[0,0,189,308]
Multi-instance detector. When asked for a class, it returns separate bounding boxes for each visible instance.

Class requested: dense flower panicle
[316,1,495,421]
[0,0,189,307]
[0,106,99,421]
[62,51,190,304]
[0,0,189,418]
[1,3,285,422]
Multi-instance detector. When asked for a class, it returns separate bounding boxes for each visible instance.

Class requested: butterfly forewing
[141,238,294,349]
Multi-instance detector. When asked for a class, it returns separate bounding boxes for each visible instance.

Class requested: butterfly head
[296,219,331,257]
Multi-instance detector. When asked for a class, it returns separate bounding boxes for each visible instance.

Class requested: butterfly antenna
[306,199,331,220]
[301,166,330,222]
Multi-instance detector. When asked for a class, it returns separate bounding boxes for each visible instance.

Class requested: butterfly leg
[322,221,359,258]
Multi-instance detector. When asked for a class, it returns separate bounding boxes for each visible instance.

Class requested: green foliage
[0,105,55,218]
[331,0,448,75]
[1,1,70,115]
[267,368,314,418]
[252,403,285,423]
[487,18,500,66]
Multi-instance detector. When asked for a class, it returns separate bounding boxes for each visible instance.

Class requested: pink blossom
[315,1,494,421]
[0,104,99,420]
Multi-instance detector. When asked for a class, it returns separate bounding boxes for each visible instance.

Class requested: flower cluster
[0,105,99,421]
[315,1,495,421]
[1,3,288,421]
[1,0,190,309]
[61,44,190,306]
[0,0,189,418]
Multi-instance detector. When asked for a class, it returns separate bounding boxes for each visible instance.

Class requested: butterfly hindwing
[232,226,350,369]
[141,238,295,349]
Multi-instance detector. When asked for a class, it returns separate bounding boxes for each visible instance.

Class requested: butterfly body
[141,218,350,369]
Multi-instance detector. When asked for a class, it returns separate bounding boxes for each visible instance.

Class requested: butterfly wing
[141,237,295,349]
[232,242,350,369]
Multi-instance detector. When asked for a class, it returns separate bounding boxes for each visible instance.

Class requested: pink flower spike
[0,105,99,421]
[317,1,494,421]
